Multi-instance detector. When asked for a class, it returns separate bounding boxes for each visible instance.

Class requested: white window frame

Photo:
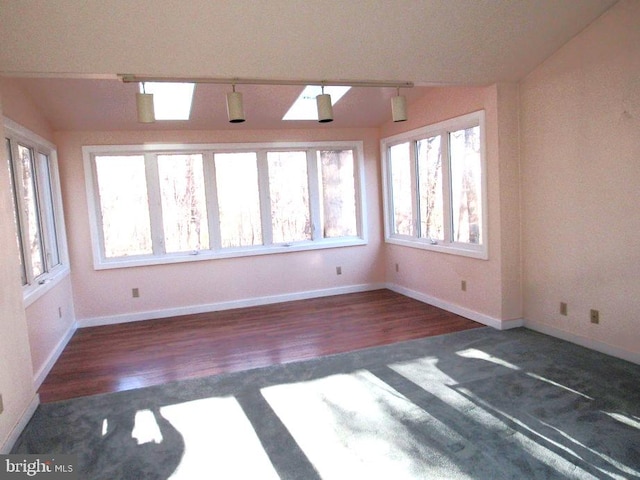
[4,117,70,306]
[381,110,488,259]
[83,141,367,269]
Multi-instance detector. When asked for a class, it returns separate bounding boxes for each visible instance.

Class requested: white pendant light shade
[136,92,155,123]
[391,93,407,122]
[226,90,245,123]
[316,92,333,123]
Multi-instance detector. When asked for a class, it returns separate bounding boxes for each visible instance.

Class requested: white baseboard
[78,283,388,328]
[33,320,78,390]
[524,319,640,365]
[1,394,39,454]
[386,283,524,330]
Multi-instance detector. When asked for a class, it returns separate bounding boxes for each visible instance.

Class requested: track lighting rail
[119,74,413,89]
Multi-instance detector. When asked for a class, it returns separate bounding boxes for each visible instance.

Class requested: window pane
[7,139,27,284]
[158,154,209,253]
[18,145,45,277]
[37,153,60,267]
[318,150,357,238]
[215,153,262,248]
[417,136,443,241]
[450,126,482,244]
[389,143,413,236]
[95,155,152,257]
[268,151,311,244]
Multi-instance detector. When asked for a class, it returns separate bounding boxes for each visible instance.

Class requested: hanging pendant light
[226,85,245,123]
[391,88,407,122]
[136,82,155,123]
[316,85,333,123]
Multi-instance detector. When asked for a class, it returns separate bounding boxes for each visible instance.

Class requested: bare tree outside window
[389,143,413,236]
[417,136,443,241]
[95,155,153,257]
[268,151,311,243]
[318,150,357,238]
[382,111,486,259]
[450,127,482,244]
[7,139,27,284]
[215,152,262,248]
[158,154,209,253]
[18,145,45,277]
[36,153,60,267]
[86,141,366,267]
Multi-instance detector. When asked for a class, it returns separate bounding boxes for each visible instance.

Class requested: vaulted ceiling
[0,0,618,130]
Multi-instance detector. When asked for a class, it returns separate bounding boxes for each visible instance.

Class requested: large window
[381,111,487,259]
[5,118,69,303]
[84,142,366,268]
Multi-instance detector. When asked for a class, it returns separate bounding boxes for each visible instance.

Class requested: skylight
[140,82,195,120]
[283,85,351,121]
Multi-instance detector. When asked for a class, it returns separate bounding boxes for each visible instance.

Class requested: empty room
[0,1,639,478]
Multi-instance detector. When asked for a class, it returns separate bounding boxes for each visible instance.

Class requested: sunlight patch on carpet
[132,409,164,445]
[160,397,279,480]
[390,356,616,479]
[262,370,471,479]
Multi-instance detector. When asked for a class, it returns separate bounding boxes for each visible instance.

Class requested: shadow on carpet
[13,328,640,479]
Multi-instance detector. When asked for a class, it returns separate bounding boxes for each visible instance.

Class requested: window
[95,155,152,258]
[4,118,69,304]
[84,142,366,269]
[214,152,261,248]
[268,151,311,244]
[158,154,209,253]
[318,149,358,238]
[381,111,487,259]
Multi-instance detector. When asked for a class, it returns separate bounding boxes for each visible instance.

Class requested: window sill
[23,265,71,308]
[385,236,488,260]
[93,237,368,270]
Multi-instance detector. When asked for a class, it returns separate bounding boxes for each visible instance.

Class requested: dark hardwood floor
[38,289,483,403]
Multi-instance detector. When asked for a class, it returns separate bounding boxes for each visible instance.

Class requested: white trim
[380,110,488,260]
[4,117,70,302]
[33,320,78,389]
[82,141,367,270]
[386,283,524,330]
[3,117,55,150]
[524,319,640,366]
[0,394,40,454]
[23,266,71,308]
[78,283,387,328]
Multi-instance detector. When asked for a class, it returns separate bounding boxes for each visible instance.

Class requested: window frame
[381,110,488,259]
[83,141,367,270]
[4,117,70,306]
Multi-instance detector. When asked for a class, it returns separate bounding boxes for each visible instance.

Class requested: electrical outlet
[461,280,467,292]
[590,309,600,324]
[560,302,568,316]
[395,263,399,273]
[336,266,342,275]
[132,288,140,298]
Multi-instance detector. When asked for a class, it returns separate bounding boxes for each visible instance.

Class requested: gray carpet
[12,327,640,479]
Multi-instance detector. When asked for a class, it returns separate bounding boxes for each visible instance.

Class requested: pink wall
[24,276,76,383]
[0,78,77,385]
[55,128,385,323]
[379,85,522,324]
[0,78,53,140]
[520,0,640,357]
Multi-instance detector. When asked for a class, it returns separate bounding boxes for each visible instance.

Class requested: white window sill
[23,265,71,308]
[93,237,368,270]
[385,236,488,260]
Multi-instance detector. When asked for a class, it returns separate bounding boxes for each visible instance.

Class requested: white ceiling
[0,0,618,130]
